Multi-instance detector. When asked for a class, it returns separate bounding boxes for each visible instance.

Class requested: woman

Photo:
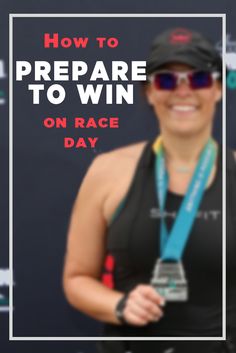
[63,28,236,352]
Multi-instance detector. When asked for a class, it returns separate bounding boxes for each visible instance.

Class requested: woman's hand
[122,285,165,326]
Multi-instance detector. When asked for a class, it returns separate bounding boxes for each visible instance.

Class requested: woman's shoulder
[102,140,148,159]
[80,141,149,194]
[91,141,148,173]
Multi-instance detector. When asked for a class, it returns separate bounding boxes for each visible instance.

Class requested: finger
[138,297,164,321]
[124,309,150,326]
[128,300,154,321]
[127,291,164,320]
[137,285,165,306]
[133,293,164,316]
[128,300,163,322]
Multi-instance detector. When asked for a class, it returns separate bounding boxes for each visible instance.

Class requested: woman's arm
[63,154,124,324]
[63,151,164,326]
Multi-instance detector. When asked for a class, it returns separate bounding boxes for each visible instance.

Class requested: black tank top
[103,142,236,337]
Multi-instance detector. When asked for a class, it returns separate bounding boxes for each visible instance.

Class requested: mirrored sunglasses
[148,70,220,90]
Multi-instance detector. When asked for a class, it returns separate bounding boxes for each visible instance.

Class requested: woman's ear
[215,82,222,103]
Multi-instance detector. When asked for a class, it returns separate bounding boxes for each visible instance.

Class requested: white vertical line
[9,13,13,340]
[222,13,227,341]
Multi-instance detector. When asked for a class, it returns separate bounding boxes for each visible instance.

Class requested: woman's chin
[167,125,203,137]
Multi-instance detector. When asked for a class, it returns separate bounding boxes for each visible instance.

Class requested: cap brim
[147,53,211,74]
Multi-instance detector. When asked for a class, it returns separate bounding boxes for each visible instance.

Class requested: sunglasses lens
[154,73,176,90]
[190,71,213,89]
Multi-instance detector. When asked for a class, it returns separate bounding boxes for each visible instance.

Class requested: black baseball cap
[146,28,222,75]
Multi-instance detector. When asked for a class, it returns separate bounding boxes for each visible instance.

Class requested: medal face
[151,260,188,302]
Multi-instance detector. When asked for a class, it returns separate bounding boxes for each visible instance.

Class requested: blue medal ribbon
[155,139,217,261]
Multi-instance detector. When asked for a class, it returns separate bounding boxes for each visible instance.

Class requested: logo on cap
[169,28,192,45]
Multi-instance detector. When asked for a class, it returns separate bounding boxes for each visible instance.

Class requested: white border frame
[9,13,226,341]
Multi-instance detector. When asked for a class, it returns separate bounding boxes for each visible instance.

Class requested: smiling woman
[146,64,222,139]
[63,28,236,353]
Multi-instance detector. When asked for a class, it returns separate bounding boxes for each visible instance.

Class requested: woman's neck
[161,130,212,165]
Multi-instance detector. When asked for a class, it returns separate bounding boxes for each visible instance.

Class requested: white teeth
[172,105,196,112]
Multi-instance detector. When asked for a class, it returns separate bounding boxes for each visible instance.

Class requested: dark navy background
[1,0,236,352]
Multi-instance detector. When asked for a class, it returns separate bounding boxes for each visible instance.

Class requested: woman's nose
[174,79,192,97]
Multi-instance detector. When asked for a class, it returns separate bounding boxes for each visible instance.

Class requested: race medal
[150,137,217,303]
[151,259,188,302]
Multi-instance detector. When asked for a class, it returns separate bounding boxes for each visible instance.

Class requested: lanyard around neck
[153,137,217,261]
